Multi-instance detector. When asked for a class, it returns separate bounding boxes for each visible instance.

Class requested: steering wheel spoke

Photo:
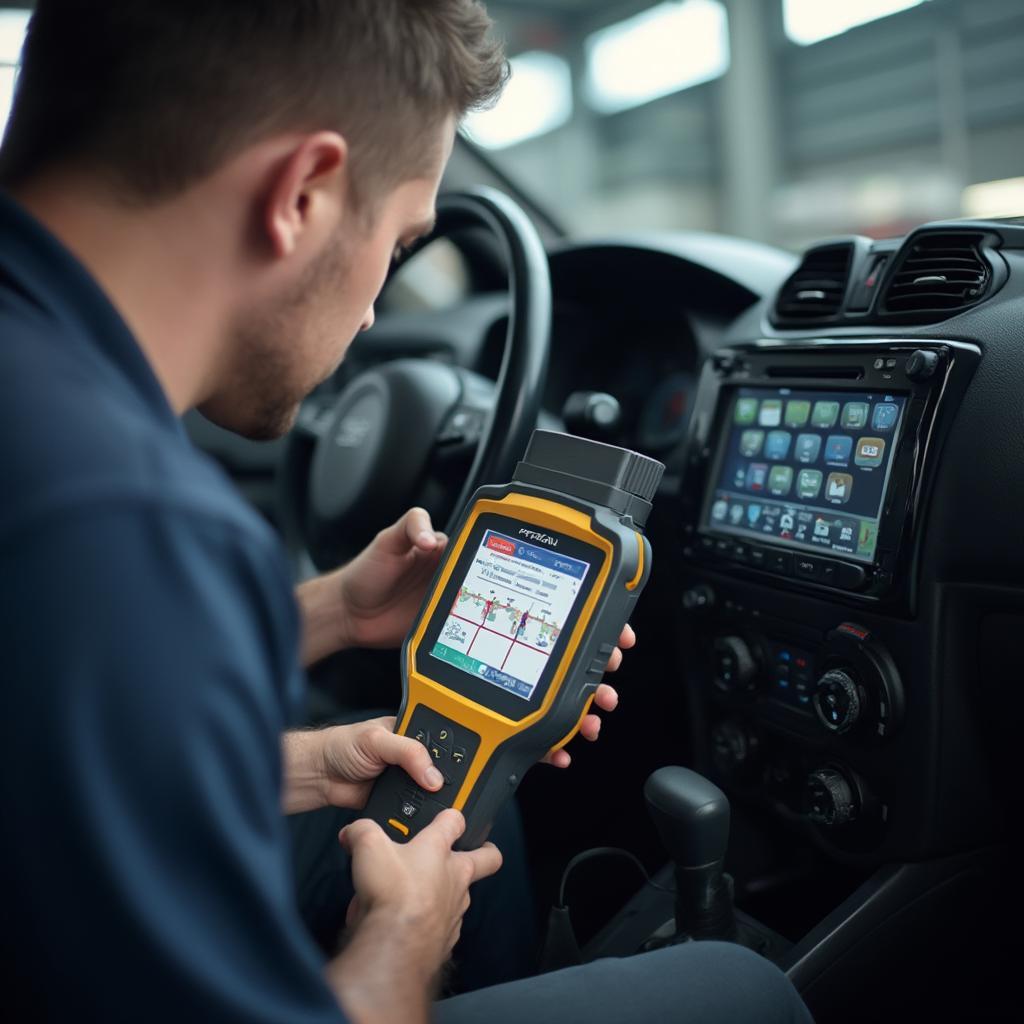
[292,395,336,441]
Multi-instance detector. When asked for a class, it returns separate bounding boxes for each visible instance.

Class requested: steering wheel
[281,187,552,570]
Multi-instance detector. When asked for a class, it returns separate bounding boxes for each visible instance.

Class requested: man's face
[201,122,453,440]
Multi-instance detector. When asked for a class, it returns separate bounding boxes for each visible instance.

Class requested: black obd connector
[512,430,665,529]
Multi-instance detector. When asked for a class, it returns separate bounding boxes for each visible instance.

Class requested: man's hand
[281,717,444,814]
[326,811,502,1024]
[543,621,636,769]
[296,508,446,667]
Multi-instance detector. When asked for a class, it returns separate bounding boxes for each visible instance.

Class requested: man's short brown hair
[0,0,507,204]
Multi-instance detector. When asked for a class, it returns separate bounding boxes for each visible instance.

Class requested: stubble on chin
[205,238,354,441]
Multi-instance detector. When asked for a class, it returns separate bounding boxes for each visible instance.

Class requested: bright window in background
[783,0,928,46]
[462,50,572,150]
[0,8,30,138]
[962,177,1024,219]
[585,0,729,115]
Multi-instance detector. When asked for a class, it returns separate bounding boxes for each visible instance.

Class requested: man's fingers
[372,507,435,556]
[370,729,444,792]
[618,623,636,649]
[417,807,466,849]
[605,647,623,672]
[459,841,503,884]
[402,506,439,552]
[594,684,618,712]
[345,894,363,928]
[542,748,572,768]
[579,713,602,741]
[339,817,387,852]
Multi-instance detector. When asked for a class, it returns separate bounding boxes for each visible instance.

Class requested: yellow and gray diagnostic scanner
[362,430,664,851]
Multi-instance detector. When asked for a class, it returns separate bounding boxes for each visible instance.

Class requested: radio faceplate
[679,340,981,608]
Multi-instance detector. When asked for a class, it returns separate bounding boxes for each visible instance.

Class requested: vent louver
[772,244,852,324]
[881,232,992,320]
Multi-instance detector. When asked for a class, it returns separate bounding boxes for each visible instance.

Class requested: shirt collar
[0,189,179,428]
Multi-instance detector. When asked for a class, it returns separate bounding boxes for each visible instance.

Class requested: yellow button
[387,818,410,837]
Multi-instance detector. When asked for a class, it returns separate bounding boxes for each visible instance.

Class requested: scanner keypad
[380,706,480,841]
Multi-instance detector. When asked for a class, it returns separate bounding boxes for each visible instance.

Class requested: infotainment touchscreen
[703,387,907,563]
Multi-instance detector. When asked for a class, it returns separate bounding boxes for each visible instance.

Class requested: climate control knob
[712,636,758,694]
[804,767,859,826]
[813,669,863,734]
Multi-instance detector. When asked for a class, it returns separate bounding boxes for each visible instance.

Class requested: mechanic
[0,2,812,1022]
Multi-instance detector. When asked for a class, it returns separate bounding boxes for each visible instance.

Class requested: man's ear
[264,131,349,259]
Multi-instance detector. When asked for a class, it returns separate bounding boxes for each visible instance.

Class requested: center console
[584,336,996,1020]
[674,339,979,860]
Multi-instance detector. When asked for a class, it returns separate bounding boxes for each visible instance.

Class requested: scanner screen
[429,529,591,702]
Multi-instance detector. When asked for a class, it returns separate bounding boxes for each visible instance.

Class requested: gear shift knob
[645,766,736,941]
[644,766,731,867]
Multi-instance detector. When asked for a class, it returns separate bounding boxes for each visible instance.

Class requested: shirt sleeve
[0,501,348,1023]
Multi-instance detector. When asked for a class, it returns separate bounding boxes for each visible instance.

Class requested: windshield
[466,0,1024,250]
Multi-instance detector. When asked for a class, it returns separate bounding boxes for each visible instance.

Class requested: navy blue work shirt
[0,192,348,1022]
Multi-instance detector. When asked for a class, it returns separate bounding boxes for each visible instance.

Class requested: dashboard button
[714,539,732,557]
[820,561,838,584]
[732,543,749,562]
[767,551,793,575]
[794,556,820,580]
[699,536,716,555]
[838,563,867,589]
[749,548,767,569]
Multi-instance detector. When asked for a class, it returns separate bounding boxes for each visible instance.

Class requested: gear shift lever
[644,766,737,941]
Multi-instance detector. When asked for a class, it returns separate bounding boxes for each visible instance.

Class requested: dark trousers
[436,941,813,1023]
[289,804,813,1022]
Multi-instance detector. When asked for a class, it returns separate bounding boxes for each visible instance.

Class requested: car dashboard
[191,211,1020,1019]
[393,218,1019,1018]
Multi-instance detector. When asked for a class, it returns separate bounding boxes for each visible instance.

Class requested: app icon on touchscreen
[841,402,869,429]
[712,499,729,521]
[855,437,886,468]
[872,403,899,431]
[734,398,759,424]
[857,521,878,555]
[825,435,853,464]
[825,472,854,504]
[748,463,768,491]
[768,466,793,496]
[739,429,764,457]
[759,400,783,427]
[797,469,823,499]
[795,434,821,463]
[811,401,840,428]
[764,430,792,460]
[785,401,811,427]
[747,504,763,526]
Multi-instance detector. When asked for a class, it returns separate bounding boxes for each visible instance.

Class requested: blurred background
[3,0,1023,251]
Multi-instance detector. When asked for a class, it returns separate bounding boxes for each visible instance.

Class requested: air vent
[773,244,853,324]
[881,232,993,320]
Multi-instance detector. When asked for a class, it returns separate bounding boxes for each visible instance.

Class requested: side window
[0,9,29,139]
[384,238,471,314]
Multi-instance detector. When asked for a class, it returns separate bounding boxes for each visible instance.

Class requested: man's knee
[661,942,812,1024]
[438,941,812,1024]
